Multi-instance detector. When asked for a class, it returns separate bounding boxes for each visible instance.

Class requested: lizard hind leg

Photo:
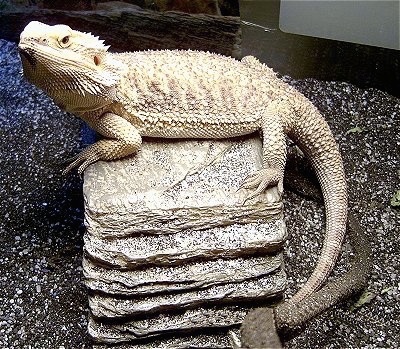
[240,103,287,202]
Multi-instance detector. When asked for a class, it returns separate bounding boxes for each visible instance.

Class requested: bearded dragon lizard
[19,21,348,310]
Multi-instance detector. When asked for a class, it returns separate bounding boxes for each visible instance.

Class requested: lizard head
[19,21,123,112]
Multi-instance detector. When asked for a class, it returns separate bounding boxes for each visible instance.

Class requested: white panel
[280,0,399,50]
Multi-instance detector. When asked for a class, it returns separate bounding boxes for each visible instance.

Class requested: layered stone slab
[89,269,286,318]
[92,330,242,349]
[83,136,287,346]
[83,254,282,296]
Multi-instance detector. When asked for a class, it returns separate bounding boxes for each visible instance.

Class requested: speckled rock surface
[91,333,241,349]
[83,138,286,345]
[1,38,399,348]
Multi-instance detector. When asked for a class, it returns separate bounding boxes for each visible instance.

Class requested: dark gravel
[0,38,399,348]
[0,39,89,348]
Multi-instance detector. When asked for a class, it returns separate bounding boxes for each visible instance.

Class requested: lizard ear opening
[94,55,101,66]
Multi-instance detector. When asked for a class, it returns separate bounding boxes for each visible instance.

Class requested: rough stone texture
[89,306,245,342]
[83,137,287,345]
[89,270,285,318]
[92,331,241,349]
[83,138,281,211]
[83,254,282,296]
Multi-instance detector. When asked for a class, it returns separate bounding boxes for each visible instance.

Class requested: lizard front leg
[241,101,288,200]
[63,112,142,174]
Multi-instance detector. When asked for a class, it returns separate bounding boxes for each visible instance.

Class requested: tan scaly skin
[19,21,348,316]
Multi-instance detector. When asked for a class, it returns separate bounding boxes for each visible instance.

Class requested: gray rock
[83,137,286,345]
[89,307,244,343]
[92,330,241,349]
[89,270,286,318]
[83,254,283,295]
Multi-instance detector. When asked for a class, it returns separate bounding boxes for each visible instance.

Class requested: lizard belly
[139,118,260,139]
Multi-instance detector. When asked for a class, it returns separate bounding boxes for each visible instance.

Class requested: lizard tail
[287,102,348,304]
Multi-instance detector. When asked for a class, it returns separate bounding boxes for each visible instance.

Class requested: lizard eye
[59,35,70,47]
[94,55,101,66]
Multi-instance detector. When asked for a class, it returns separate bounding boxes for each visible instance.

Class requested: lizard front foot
[62,144,102,175]
[240,168,283,202]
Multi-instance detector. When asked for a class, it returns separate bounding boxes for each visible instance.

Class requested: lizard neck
[26,51,125,113]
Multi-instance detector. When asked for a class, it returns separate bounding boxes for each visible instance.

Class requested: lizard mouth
[19,47,37,67]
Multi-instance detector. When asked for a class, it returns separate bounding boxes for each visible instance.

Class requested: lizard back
[113,50,284,138]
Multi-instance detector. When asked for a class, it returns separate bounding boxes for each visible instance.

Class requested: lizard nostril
[19,48,37,67]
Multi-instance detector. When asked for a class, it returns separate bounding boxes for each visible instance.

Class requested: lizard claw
[240,168,283,202]
[60,151,84,166]
[62,145,100,175]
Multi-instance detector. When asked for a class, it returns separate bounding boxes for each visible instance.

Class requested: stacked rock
[82,137,287,347]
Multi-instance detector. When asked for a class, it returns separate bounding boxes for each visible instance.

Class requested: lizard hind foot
[240,168,283,202]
